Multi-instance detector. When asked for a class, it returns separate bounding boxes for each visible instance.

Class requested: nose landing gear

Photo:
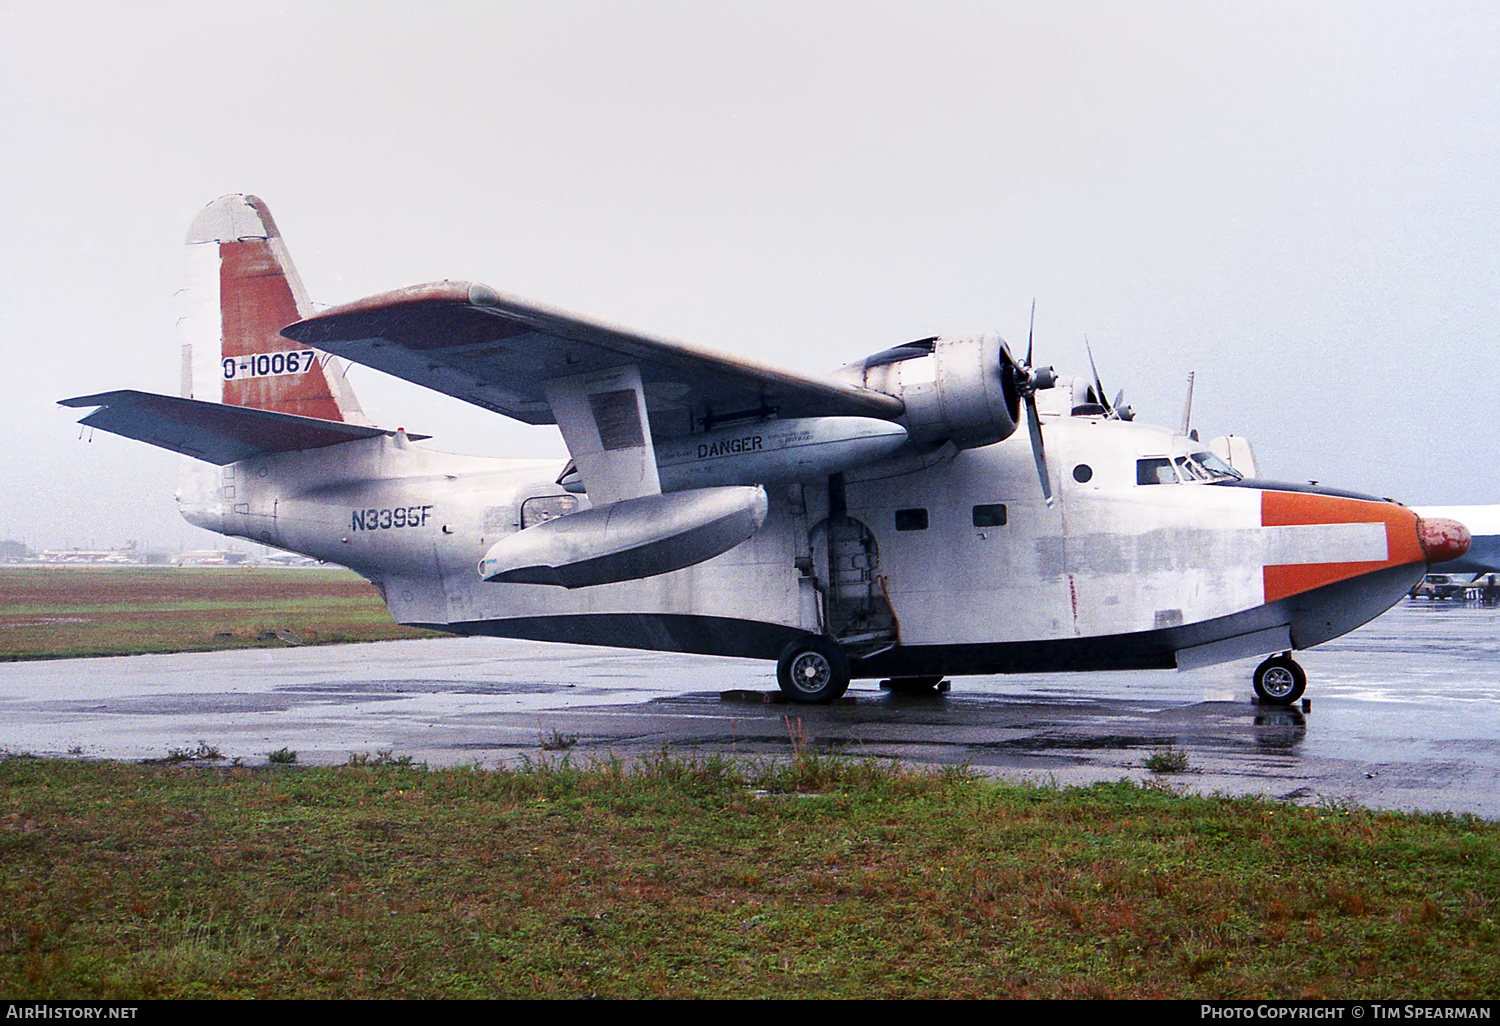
[1253,653,1306,706]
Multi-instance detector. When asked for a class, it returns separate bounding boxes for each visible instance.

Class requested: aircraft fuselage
[181,411,1431,680]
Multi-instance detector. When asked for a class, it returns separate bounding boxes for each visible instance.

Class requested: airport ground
[0,565,437,659]
[1,568,1498,997]
[2,567,1498,818]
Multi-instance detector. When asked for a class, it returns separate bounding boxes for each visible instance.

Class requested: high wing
[59,390,408,465]
[280,282,905,437]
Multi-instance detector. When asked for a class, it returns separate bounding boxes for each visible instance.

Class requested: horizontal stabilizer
[60,390,422,465]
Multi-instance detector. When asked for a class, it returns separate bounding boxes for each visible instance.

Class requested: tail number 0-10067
[223,350,316,380]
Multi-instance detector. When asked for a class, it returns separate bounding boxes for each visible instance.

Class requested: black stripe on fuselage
[411,563,1425,679]
[1213,478,1390,502]
[418,612,806,661]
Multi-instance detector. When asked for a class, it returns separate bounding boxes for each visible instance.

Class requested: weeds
[784,714,809,755]
[154,741,223,764]
[1143,746,1191,774]
[347,749,420,768]
[539,727,578,751]
[266,747,298,765]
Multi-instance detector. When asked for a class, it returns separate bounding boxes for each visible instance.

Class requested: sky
[2,1,1497,552]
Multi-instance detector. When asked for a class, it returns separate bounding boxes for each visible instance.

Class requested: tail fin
[181,194,369,425]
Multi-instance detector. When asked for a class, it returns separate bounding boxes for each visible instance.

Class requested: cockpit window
[1137,458,1177,485]
[1138,453,1242,486]
[1175,456,1210,481]
[1190,451,1243,481]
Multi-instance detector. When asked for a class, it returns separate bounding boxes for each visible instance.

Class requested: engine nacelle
[839,334,1022,451]
[559,416,910,493]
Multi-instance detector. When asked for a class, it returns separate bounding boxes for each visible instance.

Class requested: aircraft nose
[1417,517,1471,564]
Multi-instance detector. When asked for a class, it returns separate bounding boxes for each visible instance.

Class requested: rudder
[181,194,368,425]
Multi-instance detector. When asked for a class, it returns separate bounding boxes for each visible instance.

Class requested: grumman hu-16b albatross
[63,195,1471,706]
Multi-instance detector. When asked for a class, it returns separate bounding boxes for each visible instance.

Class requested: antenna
[180,344,193,400]
[1180,371,1195,437]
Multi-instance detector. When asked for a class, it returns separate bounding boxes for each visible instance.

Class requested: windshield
[1138,452,1242,485]
[1190,451,1243,481]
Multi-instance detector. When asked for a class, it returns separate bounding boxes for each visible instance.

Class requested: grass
[1,752,1496,999]
[0,566,442,659]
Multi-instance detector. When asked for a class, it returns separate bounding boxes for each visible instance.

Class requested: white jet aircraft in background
[63,195,1470,706]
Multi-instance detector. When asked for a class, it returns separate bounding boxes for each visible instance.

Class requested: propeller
[1085,336,1134,422]
[1007,301,1058,506]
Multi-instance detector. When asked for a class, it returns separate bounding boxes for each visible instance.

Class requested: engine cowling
[838,333,1023,450]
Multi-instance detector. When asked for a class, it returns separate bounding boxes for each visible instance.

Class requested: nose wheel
[1253,654,1306,706]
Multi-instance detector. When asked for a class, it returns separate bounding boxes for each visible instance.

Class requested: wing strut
[543,365,661,505]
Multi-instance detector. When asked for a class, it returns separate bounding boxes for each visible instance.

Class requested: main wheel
[1253,654,1306,706]
[776,636,851,704]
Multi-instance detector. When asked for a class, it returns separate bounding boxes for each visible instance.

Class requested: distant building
[170,549,250,566]
[258,552,322,567]
[38,548,126,564]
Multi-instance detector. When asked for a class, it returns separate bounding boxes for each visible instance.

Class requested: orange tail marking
[219,238,346,423]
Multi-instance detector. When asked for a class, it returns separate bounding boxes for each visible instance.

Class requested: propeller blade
[999,337,1018,372]
[1026,299,1036,367]
[1026,394,1053,507]
[1085,336,1110,413]
[1180,371,1196,436]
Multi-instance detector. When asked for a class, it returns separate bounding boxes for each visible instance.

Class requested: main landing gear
[1253,653,1307,706]
[776,636,851,704]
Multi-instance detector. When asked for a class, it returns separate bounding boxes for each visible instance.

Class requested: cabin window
[972,504,1007,527]
[520,494,580,529]
[1137,457,1178,485]
[1072,464,1093,483]
[895,508,929,531]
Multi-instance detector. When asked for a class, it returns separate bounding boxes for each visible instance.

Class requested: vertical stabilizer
[182,194,369,424]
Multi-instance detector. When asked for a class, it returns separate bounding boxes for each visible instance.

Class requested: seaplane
[62,195,1470,706]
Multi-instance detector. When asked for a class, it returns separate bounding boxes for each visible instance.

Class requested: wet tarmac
[1,598,1497,818]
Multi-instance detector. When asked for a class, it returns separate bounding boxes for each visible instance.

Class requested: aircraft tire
[1253,655,1306,706]
[777,636,851,704]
